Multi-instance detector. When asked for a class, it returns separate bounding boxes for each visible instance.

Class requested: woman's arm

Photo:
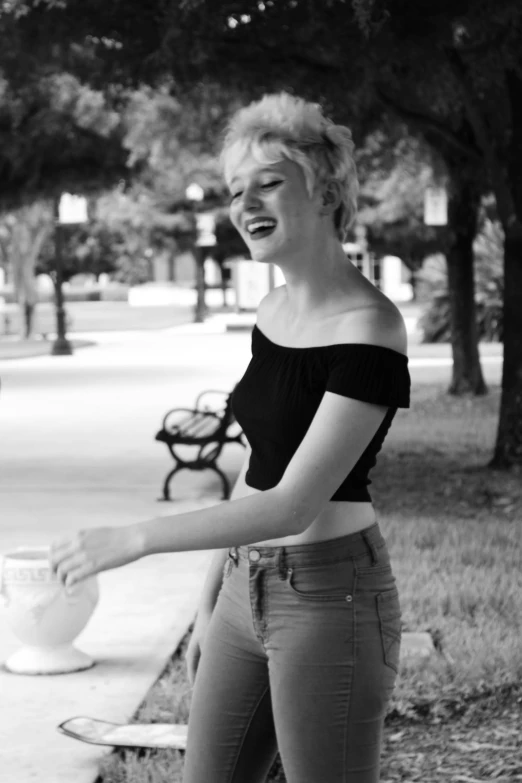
[52,380,391,587]
[135,484,296,558]
[51,440,299,586]
[196,443,252,616]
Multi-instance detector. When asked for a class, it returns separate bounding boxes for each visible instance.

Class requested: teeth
[247,220,276,234]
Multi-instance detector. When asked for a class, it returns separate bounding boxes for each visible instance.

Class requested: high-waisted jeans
[182,522,402,783]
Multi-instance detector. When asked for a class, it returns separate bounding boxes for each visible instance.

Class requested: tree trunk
[487,70,522,466]
[408,264,418,302]
[490,228,522,467]
[23,301,35,339]
[444,168,487,395]
[11,203,52,339]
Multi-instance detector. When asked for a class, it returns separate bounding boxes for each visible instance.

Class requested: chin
[247,246,273,264]
[248,240,285,265]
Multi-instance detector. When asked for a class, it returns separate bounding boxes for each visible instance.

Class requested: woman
[51,92,410,783]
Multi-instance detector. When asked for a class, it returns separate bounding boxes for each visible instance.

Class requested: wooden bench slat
[183,415,219,436]
[168,415,220,440]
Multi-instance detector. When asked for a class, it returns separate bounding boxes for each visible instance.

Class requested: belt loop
[362,531,378,565]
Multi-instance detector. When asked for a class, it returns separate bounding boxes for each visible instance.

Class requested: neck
[275,234,359,321]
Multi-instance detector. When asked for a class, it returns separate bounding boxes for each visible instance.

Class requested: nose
[242,184,262,211]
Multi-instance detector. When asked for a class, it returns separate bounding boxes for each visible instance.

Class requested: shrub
[418,218,503,343]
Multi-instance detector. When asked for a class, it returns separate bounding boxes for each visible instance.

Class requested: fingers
[64,566,91,589]
[50,538,94,588]
[49,538,76,571]
[55,555,85,587]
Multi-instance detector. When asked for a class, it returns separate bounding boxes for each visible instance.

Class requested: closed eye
[261,180,283,190]
[230,180,283,202]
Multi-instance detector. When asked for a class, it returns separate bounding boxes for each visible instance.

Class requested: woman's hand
[50,525,145,588]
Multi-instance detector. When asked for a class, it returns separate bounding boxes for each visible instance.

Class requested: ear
[319,180,342,215]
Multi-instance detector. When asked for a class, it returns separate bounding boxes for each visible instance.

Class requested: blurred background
[0,3,521,783]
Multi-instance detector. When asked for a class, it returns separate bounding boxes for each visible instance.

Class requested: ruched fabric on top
[231,324,411,502]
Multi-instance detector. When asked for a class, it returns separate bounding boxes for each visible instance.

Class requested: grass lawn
[99,382,522,783]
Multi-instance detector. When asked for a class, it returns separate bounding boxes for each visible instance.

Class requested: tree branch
[443,46,517,230]
[375,86,482,163]
[202,33,344,77]
[453,26,510,58]
[272,47,342,75]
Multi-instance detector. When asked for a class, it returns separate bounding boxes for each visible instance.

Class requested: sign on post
[58,194,88,225]
[195,213,217,247]
[424,187,448,226]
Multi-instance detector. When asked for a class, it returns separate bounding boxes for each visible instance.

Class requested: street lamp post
[193,246,207,324]
[185,184,221,323]
[51,193,88,356]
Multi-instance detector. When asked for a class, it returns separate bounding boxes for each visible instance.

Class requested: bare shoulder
[341,299,408,356]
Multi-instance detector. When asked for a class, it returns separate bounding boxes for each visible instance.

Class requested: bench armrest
[194,389,231,413]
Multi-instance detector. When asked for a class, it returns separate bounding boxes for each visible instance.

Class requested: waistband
[232,522,386,568]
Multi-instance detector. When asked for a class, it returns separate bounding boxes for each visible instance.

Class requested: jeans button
[249,549,261,562]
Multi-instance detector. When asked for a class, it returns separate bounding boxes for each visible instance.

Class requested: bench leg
[159,463,231,502]
[209,464,231,500]
[159,465,186,502]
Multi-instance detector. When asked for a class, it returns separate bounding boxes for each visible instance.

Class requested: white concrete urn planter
[0,546,99,674]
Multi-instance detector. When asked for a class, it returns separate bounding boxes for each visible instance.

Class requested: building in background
[229,244,413,313]
[146,239,413,312]
[343,243,413,303]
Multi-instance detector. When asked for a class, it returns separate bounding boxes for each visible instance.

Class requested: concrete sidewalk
[0,322,251,783]
[0,494,214,783]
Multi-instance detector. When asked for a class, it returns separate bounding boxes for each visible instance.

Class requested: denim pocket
[376,589,402,674]
[285,561,354,603]
[355,545,393,577]
[355,555,397,596]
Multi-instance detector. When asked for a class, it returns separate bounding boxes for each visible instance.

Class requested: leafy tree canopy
[356,127,441,268]
[0,70,128,208]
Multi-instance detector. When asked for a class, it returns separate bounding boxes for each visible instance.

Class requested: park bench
[155,387,246,501]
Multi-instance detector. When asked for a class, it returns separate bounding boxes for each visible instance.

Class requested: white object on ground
[401,631,435,659]
[0,546,98,674]
[58,716,188,750]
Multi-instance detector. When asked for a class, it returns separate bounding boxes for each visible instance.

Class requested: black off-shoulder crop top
[231,323,411,502]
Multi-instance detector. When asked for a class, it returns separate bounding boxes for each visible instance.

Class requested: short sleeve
[325,344,410,408]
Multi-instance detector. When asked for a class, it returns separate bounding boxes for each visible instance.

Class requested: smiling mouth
[246,219,277,239]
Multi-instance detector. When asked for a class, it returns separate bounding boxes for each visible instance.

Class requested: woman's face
[226,148,321,264]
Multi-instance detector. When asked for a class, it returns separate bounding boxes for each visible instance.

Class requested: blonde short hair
[220,92,359,241]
